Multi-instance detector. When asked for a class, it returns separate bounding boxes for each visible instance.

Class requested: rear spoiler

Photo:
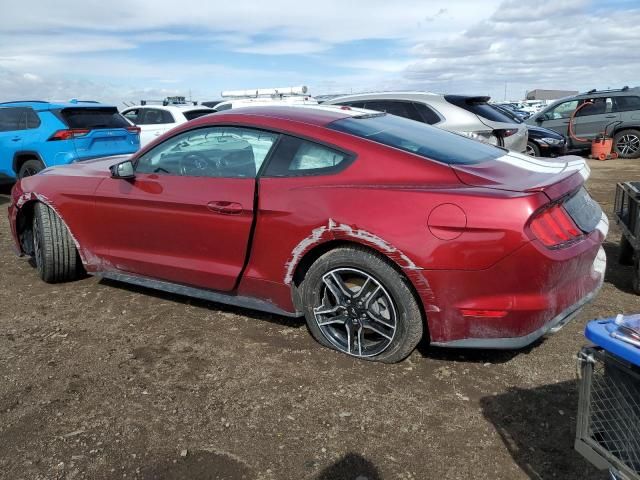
[444,95,491,106]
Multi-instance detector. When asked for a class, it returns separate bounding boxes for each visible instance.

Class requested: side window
[363,100,423,123]
[613,96,640,112]
[336,101,366,109]
[141,109,170,125]
[123,109,139,124]
[160,110,175,123]
[576,97,612,117]
[547,100,579,119]
[25,108,41,129]
[135,126,278,178]
[0,107,28,132]
[264,136,350,176]
[413,103,441,125]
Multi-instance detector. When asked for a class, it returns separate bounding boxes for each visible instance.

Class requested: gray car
[526,87,640,158]
[324,92,528,153]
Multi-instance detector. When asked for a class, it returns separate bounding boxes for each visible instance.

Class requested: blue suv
[0,100,140,181]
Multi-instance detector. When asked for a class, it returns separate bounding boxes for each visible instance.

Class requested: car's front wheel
[526,141,540,157]
[33,202,82,283]
[300,246,424,363]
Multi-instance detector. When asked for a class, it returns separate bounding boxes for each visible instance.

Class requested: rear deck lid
[57,107,139,159]
[452,152,589,199]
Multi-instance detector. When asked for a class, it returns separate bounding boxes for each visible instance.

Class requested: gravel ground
[1,158,639,480]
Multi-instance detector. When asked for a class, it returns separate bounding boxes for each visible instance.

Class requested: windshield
[328,113,504,165]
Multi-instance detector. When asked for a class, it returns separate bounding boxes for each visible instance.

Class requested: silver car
[325,92,528,153]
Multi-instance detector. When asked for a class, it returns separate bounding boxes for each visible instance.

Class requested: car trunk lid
[452,152,603,234]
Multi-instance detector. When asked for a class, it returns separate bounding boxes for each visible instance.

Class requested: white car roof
[123,105,214,112]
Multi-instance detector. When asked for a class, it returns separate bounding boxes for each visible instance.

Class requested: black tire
[33,202,81,283]
[18,159,45,178]
[633,257,640,295]
[613,129,640,159]
[526,141,541,157]
[300,246,424,363]
[619,235,634,266]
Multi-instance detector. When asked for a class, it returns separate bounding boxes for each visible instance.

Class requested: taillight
[127,126,141,134]
[48,129,90,141]
[495,128,518,138]
[529,204,583,247]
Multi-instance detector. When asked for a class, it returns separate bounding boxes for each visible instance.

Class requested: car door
[536,99,579,137]
[571,97,618,141]
[91,125,279,291]
[0,107,27,176]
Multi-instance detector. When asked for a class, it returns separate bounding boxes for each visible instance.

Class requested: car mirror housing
[110,160,135,179]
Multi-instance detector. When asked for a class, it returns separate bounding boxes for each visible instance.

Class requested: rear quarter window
[445,95,515,123]
[183,109,214,121]
[329,113,503,165]
[59,107,130,129]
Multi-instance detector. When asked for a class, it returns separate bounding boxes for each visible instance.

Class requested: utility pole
[504,82,507,101]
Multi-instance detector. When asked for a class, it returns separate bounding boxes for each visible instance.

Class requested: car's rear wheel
[613,129,640,159]
[300,246,424,363]
[18,159,45,178]
[33,202,81,283]
[526,141,540,157]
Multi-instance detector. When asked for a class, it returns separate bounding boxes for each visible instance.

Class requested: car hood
[452,152,589,200]
[40,155,132,178]
[527,125,564,139]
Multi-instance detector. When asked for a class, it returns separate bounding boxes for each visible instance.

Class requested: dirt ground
[1,158,639,480]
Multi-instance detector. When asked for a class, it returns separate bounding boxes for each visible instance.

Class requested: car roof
[0,100,116,111]
[327,91,442,102]
[123,104,214,112]
[201,105,376,127]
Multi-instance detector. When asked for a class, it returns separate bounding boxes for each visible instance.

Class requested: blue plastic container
[585,315,640,367]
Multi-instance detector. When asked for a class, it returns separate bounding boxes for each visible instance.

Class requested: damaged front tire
[33,202,82,283]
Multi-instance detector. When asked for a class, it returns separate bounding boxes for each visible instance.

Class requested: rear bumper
[421,225,607,349]
[431,279,601,349]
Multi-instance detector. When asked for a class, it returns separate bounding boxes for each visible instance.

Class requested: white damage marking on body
[284,219,438,309]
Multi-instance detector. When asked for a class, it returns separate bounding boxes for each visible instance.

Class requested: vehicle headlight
[541,137,564,145]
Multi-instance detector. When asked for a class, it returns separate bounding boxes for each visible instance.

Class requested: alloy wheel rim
[313,268,397,357]
[525,144,536,157]
[617,134,640,156]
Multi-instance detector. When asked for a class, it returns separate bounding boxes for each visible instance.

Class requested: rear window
[329,113,503,165]
[445,95,515,123]
[59,107,129,129]
[183,109,214,121]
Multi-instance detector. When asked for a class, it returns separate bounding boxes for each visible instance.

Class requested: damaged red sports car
[8,106,608,363]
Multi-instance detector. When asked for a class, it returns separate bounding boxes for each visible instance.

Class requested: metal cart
[614,182,640,293]
[576,319,640,480]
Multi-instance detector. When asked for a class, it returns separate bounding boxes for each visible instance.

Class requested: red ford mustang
[7,106,607,362]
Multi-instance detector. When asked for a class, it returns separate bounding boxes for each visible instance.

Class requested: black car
[492,104,567,157]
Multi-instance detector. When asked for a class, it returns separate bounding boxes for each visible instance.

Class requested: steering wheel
[179,152,219,176]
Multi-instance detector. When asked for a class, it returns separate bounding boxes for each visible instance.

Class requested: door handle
[207,201,243,215]
[11,136,21,142]
[605,115,617,118]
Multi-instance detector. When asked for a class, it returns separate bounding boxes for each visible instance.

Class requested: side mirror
[110,160,135,179]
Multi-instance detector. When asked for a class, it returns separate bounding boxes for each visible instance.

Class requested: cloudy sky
[1,0,638,105]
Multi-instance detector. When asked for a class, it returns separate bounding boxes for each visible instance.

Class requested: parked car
[121,104,214,147]
[8,106,607,363]
[0,100,140,181]
[496,103,531,121]
[493,104,567,157]
[527,87,640,158]
[325,92,528,153]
